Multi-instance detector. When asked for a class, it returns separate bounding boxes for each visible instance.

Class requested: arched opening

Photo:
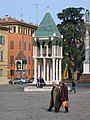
[37,41,40,56]
[42,41,46,56]
[16,61,21,70]
[48,41,52,56]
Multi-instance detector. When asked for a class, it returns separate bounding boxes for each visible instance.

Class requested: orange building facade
[0,16,37,80]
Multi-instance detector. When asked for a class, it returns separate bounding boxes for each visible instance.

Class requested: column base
[79,74,90,82]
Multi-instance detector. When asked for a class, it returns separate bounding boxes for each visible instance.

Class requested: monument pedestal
[79,17,90,82]
[79,60,90,82]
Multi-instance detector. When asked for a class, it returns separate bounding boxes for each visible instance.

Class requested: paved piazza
[0,83,90,120]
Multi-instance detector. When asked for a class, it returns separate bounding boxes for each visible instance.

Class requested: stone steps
[24,86,52,92]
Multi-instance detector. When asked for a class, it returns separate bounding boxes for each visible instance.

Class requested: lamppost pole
[11,65,12,81]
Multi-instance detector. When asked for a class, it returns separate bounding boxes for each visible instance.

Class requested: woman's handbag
[62,101,70,107]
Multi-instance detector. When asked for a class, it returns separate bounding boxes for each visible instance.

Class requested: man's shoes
[64,110,69,113]
[47,108,51,112]
[55,108,59,112]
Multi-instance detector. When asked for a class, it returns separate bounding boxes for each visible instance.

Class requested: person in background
[59,81,69,113]
[40,77,44,88]
[36,77,40,88]
[70,80,76,93]
[48,81,60,112]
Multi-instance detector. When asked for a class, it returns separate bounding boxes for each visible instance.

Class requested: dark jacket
[49,86,60,109]
[72,81,76,87]
[60,83,69,102]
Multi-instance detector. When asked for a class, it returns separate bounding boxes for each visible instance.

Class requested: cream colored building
[0,25,9,84]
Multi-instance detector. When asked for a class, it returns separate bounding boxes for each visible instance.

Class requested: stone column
[56,59,58,81]
[47,60,49,82]
[58,47,60,56]
[61,47,63,58]
[53,46,56,56]
[38,61,40,78]
[41,60,44,78]
[35,46,37,56]
[57,46,59,56]
[52,59,55,81]
[34,58,37,83]
[33,46,37,57]
[43,58,46,81]
[59,59,61,81]
[83,29,90,74]
[52,46,54,56]
[50,64,52,82]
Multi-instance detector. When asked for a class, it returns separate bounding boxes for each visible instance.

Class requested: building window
[10,41,14,49]
[0,69,2,77]
[12,26,16,33]
[18,27,20,33]
[9,27,11,33]
[19,41,21,49]
[10,26,16,33]
[31,30,34,36]
[18,27,22,33]
[0,36,5,45]
[24,28,27,35]
[28,69,30,75]
[28,29,31,35]
[28,57,30,64]
[10,56,14,64]
[24,42,26,50]
[28,43,30,51]
[17,61,21,70]
[0,51,3,61]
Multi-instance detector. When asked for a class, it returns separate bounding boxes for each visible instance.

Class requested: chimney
[5,15,8,22]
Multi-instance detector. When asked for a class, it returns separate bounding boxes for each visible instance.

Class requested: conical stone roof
[15,50,26,61]
[35,11,61,37]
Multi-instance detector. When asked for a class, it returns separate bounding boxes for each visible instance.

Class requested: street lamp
[10,65,14,81]
[10,65,12,81]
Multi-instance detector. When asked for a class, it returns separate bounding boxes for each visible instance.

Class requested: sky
[0,0,90,25]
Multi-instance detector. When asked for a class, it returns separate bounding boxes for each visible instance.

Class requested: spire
[35,11,61,37]
[15,50,26,61]
[47,6,50,13]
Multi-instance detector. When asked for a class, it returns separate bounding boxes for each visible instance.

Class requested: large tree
[57,7,86,79]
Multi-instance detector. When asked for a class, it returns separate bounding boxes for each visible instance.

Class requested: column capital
[46,45,48,57]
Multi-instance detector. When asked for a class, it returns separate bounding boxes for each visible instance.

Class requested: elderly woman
[48,81,60,112]
[59,81,69,112]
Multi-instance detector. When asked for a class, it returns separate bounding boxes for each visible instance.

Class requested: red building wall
[8,32,34,79]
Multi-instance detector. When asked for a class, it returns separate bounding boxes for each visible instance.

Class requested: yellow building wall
[0,29,8,84]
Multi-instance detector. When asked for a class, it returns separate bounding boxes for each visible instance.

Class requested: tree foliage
[57,7,86,78]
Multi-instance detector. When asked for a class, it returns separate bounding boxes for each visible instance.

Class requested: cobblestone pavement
[0,83,90,120]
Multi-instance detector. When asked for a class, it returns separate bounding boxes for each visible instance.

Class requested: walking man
[48,81,60,112]
[70,80,76,93]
